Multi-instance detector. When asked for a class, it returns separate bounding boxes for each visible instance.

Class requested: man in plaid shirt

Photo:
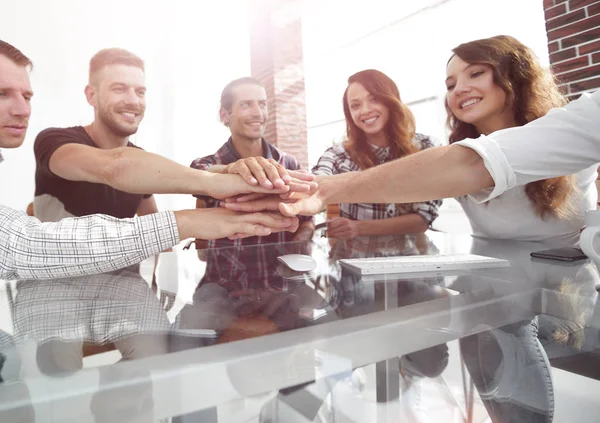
[191,77,315,249]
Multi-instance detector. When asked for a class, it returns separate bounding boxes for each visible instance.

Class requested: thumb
[279,201,298,217]
[238,223,272,237]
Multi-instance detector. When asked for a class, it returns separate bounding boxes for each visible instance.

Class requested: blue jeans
[460,318,554,423]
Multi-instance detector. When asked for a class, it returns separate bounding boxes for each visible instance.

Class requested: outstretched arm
[224,144,492,215]
[47,144,301,199]
[1,205,297,280]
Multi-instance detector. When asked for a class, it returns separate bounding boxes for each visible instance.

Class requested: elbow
[452,145,495,191]
[472,157,495,189]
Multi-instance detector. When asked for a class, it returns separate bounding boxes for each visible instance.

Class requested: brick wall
[544,0,600,100]
[249,0,309,168]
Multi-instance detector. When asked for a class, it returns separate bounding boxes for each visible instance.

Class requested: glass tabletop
[1,232,599,422]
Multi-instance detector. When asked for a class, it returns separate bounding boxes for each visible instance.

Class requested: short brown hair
[89,48,144,82]
[220,77,264,112]
[0,40,32,69]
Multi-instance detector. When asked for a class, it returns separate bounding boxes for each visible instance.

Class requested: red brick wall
[545,0,600,99]
[249,0,309,168]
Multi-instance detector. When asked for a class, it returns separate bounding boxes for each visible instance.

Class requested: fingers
[286,169,316,182]
[286,180,318,193]
[228,232,261,240]
[243,212,298,229]
[267,159,291,186]
[252,157,284,188]
[223,197,282,212]
[228,158,316,191]
[326,224,351,239]
[250,184,290,195]
[285,217,300,233]
[279,201,299,217]
[223,193,267,203]
[326,217,344,230]
[233,221,292,238]
[230,161,258,186]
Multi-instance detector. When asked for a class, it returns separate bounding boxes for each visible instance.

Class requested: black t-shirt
[33,126,151,221]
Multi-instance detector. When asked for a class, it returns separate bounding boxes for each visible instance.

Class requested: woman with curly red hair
[312,69,442,240]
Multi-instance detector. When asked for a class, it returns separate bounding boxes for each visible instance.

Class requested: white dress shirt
[0,150,180,280]
[455,90,600,202]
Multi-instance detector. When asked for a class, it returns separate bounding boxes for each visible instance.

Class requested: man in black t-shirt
[33,48,155,221]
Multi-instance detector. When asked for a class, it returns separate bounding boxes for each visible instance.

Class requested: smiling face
[445,55,515,135]
[346,82,390,143]
[0,55,32,149]
[87,64,146,138]
[221,83,268,143]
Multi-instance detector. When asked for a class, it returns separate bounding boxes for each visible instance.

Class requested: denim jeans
[460,318,554,423]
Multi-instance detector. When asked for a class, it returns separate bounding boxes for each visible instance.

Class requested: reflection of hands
[291,222,315,242]
[174,208,299,240]
[231,289,300,316]
[327,217,359,240]
[225,157,317,192]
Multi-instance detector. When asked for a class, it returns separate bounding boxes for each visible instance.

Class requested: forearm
[106,147,213,195]
[1,206,179,280]
[356,214,428,236]
[207,164,228,174]
[321,145,492,205]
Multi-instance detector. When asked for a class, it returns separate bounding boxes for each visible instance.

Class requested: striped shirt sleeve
[0,205,180,280]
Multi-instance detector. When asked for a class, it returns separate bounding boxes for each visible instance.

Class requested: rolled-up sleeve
[414,199,442,227]
[455,90,600,203]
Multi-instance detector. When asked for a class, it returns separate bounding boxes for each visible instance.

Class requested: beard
[97,105,141,138]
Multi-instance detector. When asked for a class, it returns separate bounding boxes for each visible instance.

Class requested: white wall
[1,0,251,211]
[302,0,551,167]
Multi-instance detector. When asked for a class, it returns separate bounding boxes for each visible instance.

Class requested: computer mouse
[277,254,317,272]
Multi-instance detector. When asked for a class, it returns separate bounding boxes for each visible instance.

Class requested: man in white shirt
[223,91,600,216]
[0,39,301,280]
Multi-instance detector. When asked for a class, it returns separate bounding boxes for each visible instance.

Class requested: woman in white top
[444,35,595,423]
[445,35,598,246]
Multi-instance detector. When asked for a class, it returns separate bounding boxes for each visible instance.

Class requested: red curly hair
[343,69,418,170]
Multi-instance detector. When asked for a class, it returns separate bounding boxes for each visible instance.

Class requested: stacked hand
[213,157,327,217]
[221,187,326,217]
[184,157,324,240]
[175,208,299,241]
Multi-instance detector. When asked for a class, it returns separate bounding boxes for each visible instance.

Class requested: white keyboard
[339,254,509,275]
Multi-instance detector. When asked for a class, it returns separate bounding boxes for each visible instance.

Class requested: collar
[225,137,279,161]
[369,142,391,161]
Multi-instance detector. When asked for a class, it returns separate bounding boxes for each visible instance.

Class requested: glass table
[1,232,599,422]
